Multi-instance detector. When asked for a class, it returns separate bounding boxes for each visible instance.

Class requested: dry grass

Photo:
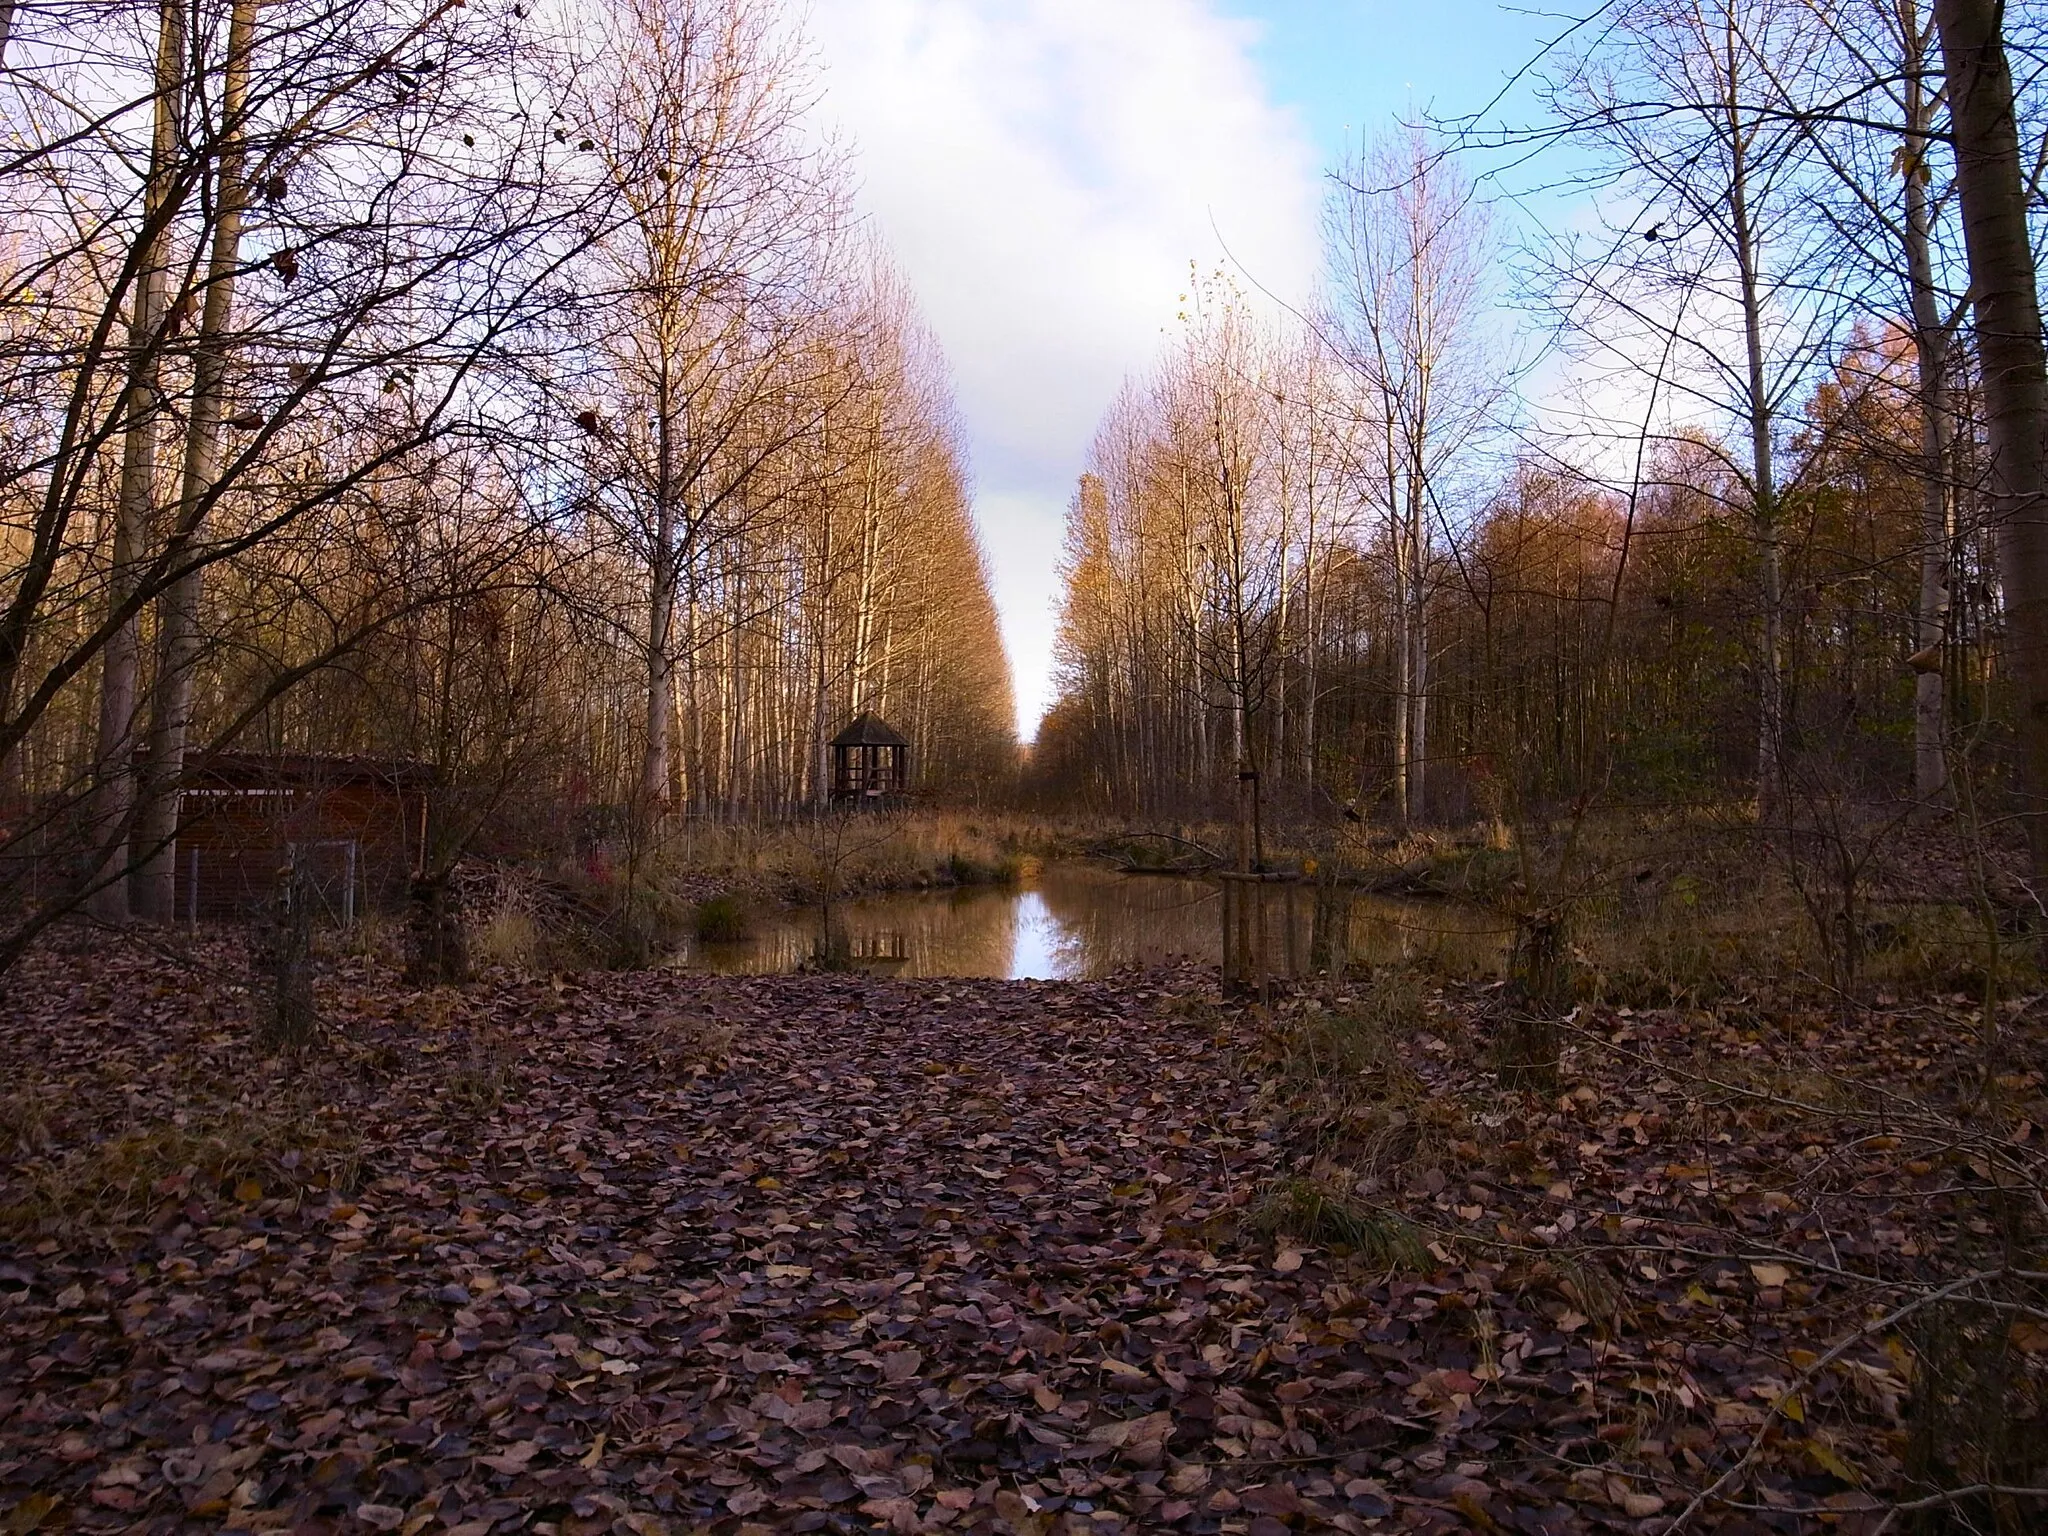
[1256,967,1474,1194]
[1573,877,1812,1005]
[1348,898,1509,978]
[0,1085,364,1237]
[1245,1173,1431,1271]
[1501,811,2041,1007]
[473,909,544,971]
[0,1088,54,1159]
[657,811,1037,902]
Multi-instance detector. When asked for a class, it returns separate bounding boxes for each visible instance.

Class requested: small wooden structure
[831,713,910,805]
[168,751,433,922]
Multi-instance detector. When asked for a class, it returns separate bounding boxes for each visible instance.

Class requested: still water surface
[670,862,1507,981]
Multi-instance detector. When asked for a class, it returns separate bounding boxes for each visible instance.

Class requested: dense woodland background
[1033,11,2039,848]
[10,4,2048,1528]
[0,0,1015,962]
[5,0,2048,962]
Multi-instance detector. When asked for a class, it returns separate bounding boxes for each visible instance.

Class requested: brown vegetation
[0,0,1014,969]
[9,0,2048,1530]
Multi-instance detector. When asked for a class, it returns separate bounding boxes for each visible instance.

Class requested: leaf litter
[1,930,2043,1535]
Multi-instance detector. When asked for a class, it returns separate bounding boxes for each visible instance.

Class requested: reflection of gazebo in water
[831,713,910,805]
[807,925,910,974]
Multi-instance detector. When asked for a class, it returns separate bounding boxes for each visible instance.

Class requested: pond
[670,861,1508,980]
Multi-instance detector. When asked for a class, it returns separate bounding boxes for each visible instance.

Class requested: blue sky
[809,1,1565,740]
[1223,1,1557,161]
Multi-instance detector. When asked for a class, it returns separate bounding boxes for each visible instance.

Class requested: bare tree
[1744,0,1970,807]
[1177,278,1280,868]
[1324,128,1499,828]
[85,0,188,921]
[564,0,848,839]
[1897,1,1963,808]
[0,0,606,952]
[1536,0,1846,816]
[133,0,258,922]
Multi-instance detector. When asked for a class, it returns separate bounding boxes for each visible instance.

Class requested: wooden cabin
[167,751,433,922]
[831,713,910,805]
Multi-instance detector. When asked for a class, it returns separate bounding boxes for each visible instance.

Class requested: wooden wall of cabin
[171,780,424,922]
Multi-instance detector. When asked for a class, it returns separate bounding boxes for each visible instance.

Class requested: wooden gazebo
[831,713,910,804]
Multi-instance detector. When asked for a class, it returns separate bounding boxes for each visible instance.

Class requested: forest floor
[1,931,2043,1536]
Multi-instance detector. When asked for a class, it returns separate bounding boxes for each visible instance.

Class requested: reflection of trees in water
[855,889,1014,977]
[1032,868,1220,974]
[1035,870,1507,980]
[681,890,1013,977]
[694,924,816,974]
[1037,870,1327,979]
[1015,891,1087,978]
[846,933,908,962]
[805,923,908,973]
[676,867,1508,979]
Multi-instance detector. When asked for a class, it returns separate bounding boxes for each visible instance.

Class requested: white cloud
[808,0,1320,737]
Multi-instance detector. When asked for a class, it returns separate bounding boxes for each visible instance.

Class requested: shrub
[1904,1292,2048,1531]
[943,850,1022,886]
[694,894,752,943]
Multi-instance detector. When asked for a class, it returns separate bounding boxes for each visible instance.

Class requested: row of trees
[1037,0,2038,859]
[0,0,1013,961]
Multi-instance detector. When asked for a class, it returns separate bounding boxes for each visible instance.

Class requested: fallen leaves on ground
[0,930,2041,1534]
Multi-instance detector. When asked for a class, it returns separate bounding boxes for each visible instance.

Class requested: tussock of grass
[1258,969,1473,1183]
[474,910,543,970]
[1262,969,1428,1106]
[942,850,1023,886]
[693,894,752,943]
[1,1090,53,1158]
[1500,1254,1626,1338]
[314,909,401,962]
[1315,971,1427,1063]
[1248,1175,1431,1271]
[443,1043,512,1111]
[643,1012,737,1077]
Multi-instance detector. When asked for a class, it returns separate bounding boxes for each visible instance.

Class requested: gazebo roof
[832,712,908,748]
[140,747,438,790]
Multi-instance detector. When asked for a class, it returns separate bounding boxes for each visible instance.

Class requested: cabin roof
[831,712,908,748]
[182,750,437,790]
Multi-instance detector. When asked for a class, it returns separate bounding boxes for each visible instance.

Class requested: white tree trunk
[136,0,257,923]
[88,0,186,923]
[1900,5,1953,807]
